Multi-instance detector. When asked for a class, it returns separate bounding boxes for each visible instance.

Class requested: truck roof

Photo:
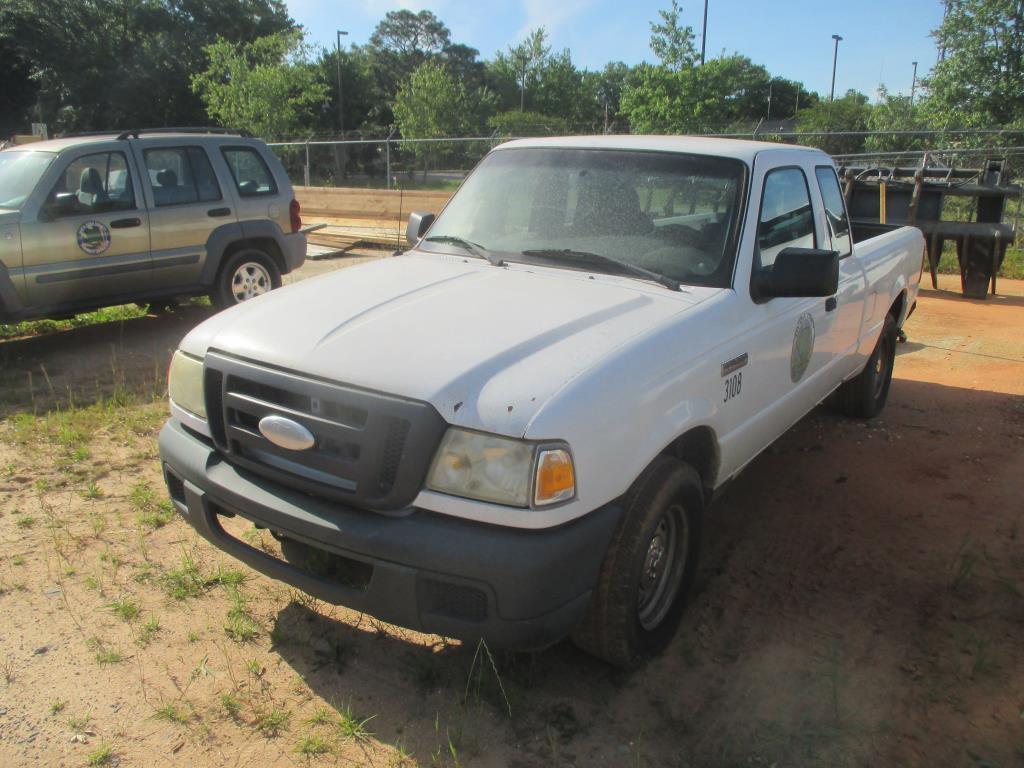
[497,135,826,164]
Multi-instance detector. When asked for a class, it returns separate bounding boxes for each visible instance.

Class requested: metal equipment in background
[838,154,1021,298]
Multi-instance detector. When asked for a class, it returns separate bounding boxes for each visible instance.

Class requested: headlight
[426,428,575,508]
[168,350,206,419]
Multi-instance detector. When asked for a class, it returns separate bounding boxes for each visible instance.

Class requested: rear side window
[756,167,815,267]
[815,166,852,258]
[221,147,277,197]
[49,151,136,215]
[144,147,221,207]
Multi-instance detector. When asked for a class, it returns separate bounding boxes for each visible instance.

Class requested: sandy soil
[0,265,1021,768]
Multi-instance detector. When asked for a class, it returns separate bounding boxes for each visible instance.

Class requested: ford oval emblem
[258,415,315,451]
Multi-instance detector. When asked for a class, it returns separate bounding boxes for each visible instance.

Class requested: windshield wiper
[423,235,504,266]
[520,248,680,291]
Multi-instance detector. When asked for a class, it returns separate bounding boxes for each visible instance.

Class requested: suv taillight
[289,198,301,233]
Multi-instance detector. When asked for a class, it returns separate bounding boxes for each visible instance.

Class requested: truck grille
[204,351,447,511]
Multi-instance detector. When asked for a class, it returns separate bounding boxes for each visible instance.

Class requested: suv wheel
[571,456,703,666]
[212,249,281,309]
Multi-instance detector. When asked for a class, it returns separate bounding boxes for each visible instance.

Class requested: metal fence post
[304,139,310,187]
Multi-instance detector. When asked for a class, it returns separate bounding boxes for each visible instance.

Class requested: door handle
[110,217,141,229]
[825,296,838,312]
[207,207,231,218]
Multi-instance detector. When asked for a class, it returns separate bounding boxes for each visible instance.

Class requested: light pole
[335,30,349,135]
[517,53,528,111]
[910,61,919,107]
[829,34,843,102]
[700,0,709,65]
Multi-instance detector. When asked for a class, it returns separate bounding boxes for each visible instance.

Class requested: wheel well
[889,291,905,322]
[223,237,286,275]
[660,426,719,494]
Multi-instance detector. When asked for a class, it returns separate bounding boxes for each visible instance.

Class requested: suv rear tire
[211,248,281,309]
[571,456,703,666]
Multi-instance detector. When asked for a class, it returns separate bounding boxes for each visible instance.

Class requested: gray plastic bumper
[157,419,621,650]
[281,232,306,272]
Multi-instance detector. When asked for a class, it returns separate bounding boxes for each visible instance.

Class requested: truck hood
[182,253,717,436]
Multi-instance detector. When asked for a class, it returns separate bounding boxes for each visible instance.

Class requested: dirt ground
[0,261,1021,768]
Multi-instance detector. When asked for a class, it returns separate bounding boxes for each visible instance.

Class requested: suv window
[144,147,221,206]
[756,167,815,267]
[49,151,135,215]
[815,166,852,258]
[221,147,277,197]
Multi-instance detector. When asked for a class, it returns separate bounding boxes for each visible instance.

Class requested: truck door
[133,143,231,289]
[814,165,867,377]
[20,148,152,309]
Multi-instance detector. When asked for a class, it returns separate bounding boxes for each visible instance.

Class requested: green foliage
[795,91,872,155]
[649,0,698,70]
[865,87,931,152]
[922,0,1024,132]
[192,30,327,139]
[489,111,567,137]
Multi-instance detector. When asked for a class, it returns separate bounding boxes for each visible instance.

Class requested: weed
[82,482,103,500]
[255,706,291,737]
[306,707,334,726]
[138,615,160,646]
[88,512,107,538]
[108,596,141,622]
[2,658,15,685]
[463,639,512,717]
[161,552,244,599]
[132,483,176,529]
[296,733,332,756]
[224,585,260,642]
[16,515,35,529]
[949,536,977,594]
[84,575,101,592]
[336,701,375,743]
[68,714,92,732]
[965,633,997,679]
[154,702,190,724]
[87,637,124,665]
[187,630,201,643]
[48,699,66,715]
[221,692,242,720]
[87,742,115,766]
[12,555,25,566]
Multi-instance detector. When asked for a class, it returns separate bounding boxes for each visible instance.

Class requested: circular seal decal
[790,312,815,383]
[76,220,111,256]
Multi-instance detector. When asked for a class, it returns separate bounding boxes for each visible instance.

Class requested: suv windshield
[421,147,747,288]
[0,150,56,210]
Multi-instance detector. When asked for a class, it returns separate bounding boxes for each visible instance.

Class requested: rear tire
[831,313,898,419]
[571,456,703,666]
[211,248,281,310]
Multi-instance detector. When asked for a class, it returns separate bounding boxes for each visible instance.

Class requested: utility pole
[829,34,843,101]
[794,85,800,116]
[518,54,528,111]
[766,80,773,121]
[700,0,709,65]
[335,30,349,135]
[910,60,919,107]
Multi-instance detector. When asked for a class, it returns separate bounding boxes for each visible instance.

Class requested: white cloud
[514,0,593,43]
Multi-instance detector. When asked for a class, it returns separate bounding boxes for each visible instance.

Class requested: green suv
[0,128,305,322]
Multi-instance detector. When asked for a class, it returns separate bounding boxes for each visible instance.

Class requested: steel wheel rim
[231,262,271,302]
[637,503,689,631]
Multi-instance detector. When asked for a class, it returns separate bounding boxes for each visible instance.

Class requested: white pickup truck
[159,136,923,665]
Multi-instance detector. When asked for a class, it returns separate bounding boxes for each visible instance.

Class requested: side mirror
[406,211,435,245]
[752,247,839,301]
[41,192,77,220]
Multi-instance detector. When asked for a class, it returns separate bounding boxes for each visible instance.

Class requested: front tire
[211,249,281,310]
[571,456,703,666]
[831,313,898,419]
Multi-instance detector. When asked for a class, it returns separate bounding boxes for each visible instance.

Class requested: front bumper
[158,419,622,650]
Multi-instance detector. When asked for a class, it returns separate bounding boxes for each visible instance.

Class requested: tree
[366,10,452,105]
[922,0,1024,130]
[865,86,930,152]
[649,0,697,71]
[489,110,567,137]
[795,91,871,155]
[191,30,327,139]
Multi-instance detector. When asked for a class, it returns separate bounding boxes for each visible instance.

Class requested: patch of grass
[221,692,242,720]
[138,615,160,647]
[162,552,245,600]
[87,742,115,766]
[81,482,103,500]
[131,482,176,529]
[224,585,260,643]
[187,629,201,643]
[336,701,375,743]
[306,707,334,726]
[16,515,35,529]
[68,714,92,732]
[87,637,124,665]
[11,555,25,566]
[2,658,15,685]
[0,303,147,340]
[154,702,190,724]
[296,733,332,756]
[108,596,141,623]
[255,706,291,737]
[48,698,66,715]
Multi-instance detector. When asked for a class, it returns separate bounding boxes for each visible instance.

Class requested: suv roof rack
[115,127,253,140]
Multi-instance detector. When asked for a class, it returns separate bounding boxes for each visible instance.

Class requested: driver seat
[77,167,108,209]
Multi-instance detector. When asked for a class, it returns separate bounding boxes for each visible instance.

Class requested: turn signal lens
[534,448,575,506]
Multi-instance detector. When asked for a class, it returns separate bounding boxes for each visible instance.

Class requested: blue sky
[287,0,946,101]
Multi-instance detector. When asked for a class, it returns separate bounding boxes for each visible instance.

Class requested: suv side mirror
[41,192,78,221]
[752,247,839,301]
[406,211,435,245]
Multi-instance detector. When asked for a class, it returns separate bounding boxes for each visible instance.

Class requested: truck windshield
[422,147,746,288]
[0,150,55,210]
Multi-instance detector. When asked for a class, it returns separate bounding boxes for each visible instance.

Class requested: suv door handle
[207,207,231,218]
[825,296,838,312]
[110,217,141,229]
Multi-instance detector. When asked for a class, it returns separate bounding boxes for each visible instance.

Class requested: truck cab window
[48,151,135,216]
[756,167,815,267]
[815,166,852,257]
